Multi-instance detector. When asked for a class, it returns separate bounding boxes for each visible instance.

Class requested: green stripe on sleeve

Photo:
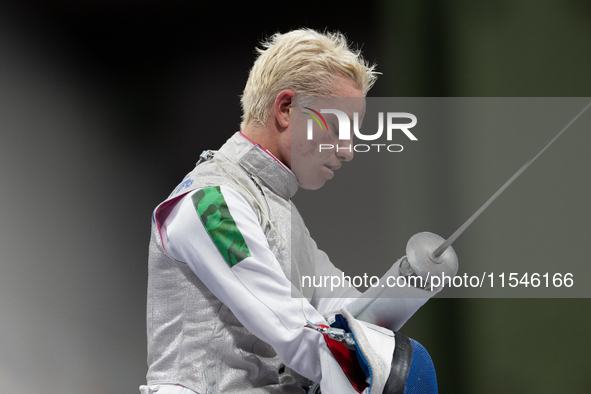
[192,186,252,268]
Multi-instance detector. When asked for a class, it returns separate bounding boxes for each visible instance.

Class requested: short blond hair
[240,28,378,130]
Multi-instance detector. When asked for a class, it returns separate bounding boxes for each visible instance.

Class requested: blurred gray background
[0,1,590,393]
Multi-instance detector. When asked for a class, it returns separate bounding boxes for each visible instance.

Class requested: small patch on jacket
[192,186,251,267]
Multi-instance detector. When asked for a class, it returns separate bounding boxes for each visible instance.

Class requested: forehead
[311,77,366,119]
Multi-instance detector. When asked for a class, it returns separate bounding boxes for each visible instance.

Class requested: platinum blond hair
[240,29,378,130]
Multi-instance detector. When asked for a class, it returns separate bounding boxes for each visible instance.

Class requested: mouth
[324,164,340,180]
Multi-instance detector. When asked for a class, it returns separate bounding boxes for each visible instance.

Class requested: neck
[241,122,289,167]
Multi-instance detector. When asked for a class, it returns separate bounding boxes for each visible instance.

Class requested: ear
[273,90,296,129]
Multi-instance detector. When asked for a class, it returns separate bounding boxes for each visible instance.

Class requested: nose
[336,139,354,162]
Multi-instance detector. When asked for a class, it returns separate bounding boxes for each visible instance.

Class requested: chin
[300,179,327,191]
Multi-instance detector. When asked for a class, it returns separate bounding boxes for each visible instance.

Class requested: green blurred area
[378,1,591,393]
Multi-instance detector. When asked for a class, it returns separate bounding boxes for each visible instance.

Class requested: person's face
[289,78,365,190]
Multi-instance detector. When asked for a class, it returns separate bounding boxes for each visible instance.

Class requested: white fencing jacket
[145,132,437,394]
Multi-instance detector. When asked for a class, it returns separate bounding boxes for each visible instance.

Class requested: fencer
[141,29,450,394]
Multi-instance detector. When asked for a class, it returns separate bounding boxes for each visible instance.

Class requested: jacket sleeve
[307,233,361,315]
[306,230,441,331]
[156,185,329,384]
[345,259,441,331]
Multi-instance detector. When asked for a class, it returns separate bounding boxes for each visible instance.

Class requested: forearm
[345,257,440,331]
